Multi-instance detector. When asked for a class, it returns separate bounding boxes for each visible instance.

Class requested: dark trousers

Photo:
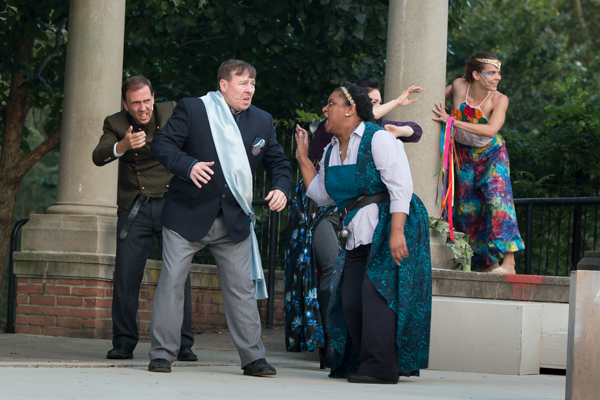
[340,244,399,380]
[112,198,194,352]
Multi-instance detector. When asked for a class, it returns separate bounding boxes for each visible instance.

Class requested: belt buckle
[140,195,151,203]
[338,228,349,249]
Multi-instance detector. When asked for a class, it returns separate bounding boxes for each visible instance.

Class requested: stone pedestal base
[566,267,600,399]
[21,214,117,255]
[429,296,568,375]
[429,229,460,270]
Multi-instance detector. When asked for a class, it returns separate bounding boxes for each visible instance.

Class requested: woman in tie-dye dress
[432,52,524,273]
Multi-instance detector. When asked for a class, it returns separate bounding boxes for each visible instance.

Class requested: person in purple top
[284,77,422,370]
[357,77,423,142]
[307,78,422,165]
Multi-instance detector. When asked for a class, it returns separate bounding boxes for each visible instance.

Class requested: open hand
[395,85,422,107]
[190,161,215,189]
[432,102,451,122]
[384,124,414,138]
[294,124,310,160]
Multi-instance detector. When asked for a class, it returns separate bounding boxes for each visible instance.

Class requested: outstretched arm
[432,95,509,138]
[373,85,422,120]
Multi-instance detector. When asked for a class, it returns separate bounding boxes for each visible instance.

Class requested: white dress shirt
[306,122,413,250]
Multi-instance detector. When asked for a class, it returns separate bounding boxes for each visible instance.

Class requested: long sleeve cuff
[270,186,289,199]
[185,160,198,181]
[113,143,124,158]
[390,199,410,215]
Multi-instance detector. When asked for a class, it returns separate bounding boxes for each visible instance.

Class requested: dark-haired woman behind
[295,83,431,384]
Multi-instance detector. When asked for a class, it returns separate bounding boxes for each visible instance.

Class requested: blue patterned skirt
[284,180,337,352]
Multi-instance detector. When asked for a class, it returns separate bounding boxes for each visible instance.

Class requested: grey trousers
[312,213,341,292]
[149,216,266,367]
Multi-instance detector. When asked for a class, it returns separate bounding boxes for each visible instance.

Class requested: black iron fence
[6,218,29,333]
[6,196,600,332]
[514,197,600,276]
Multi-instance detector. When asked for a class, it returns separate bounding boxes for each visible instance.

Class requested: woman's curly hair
[338,81,374,122]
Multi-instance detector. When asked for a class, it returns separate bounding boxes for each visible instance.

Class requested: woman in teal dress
[294,82,431,384]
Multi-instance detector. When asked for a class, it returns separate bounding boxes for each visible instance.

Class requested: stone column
[49,0,125,218]
[385,0,452,268]
[22,0,126,255]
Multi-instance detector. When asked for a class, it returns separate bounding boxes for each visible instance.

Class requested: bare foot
[480,263,500,273]
[498,252,516,274]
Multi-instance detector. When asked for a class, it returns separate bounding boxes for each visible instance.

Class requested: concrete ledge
[14,251,115,281]
[14,252,283,291]
[432,268,570,303]
[430,296,568,375]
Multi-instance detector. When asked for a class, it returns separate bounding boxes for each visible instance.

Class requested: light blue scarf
[200,91,268,300]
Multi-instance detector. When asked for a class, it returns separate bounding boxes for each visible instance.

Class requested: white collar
[331,121,365,145]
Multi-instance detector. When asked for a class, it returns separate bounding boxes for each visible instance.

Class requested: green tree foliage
[123,0,389,118]
[446,0,600,197]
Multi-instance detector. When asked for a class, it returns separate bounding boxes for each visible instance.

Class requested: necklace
[337,122,361,157]
[338,138,350,156]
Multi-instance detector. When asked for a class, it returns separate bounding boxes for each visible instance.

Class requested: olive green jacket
[92,101,176,209]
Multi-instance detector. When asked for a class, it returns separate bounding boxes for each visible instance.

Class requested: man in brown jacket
[92,76,196,361]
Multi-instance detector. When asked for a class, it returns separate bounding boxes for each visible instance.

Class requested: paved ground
[0,327,565,400]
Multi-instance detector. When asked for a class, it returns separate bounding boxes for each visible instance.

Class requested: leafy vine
[429,216,473,271]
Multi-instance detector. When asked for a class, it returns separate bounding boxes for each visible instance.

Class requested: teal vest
[324,122,386,225]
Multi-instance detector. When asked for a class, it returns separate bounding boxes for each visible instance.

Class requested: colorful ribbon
[435,116,459,242]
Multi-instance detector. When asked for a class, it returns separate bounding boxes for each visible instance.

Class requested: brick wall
[15,271,285,339]
[15,278,113,338]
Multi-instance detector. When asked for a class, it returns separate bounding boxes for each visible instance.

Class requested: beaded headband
[476,58,501,69]
[340,86,355,106]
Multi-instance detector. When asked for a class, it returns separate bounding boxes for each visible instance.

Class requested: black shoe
[148,358,171,373]
[107,345,133,359]
[317,289,333,370]
[319,342,333,369]
[347,372,398,384]
[242,358,277,376]
[177,346,198,361]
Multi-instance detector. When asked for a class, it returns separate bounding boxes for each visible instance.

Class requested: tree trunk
[572,0,590,41]
[0,25,61,320]
[0,180,22,324]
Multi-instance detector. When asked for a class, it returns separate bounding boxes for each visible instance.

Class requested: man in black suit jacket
[92,76,196,362]
[148,60,292,375]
